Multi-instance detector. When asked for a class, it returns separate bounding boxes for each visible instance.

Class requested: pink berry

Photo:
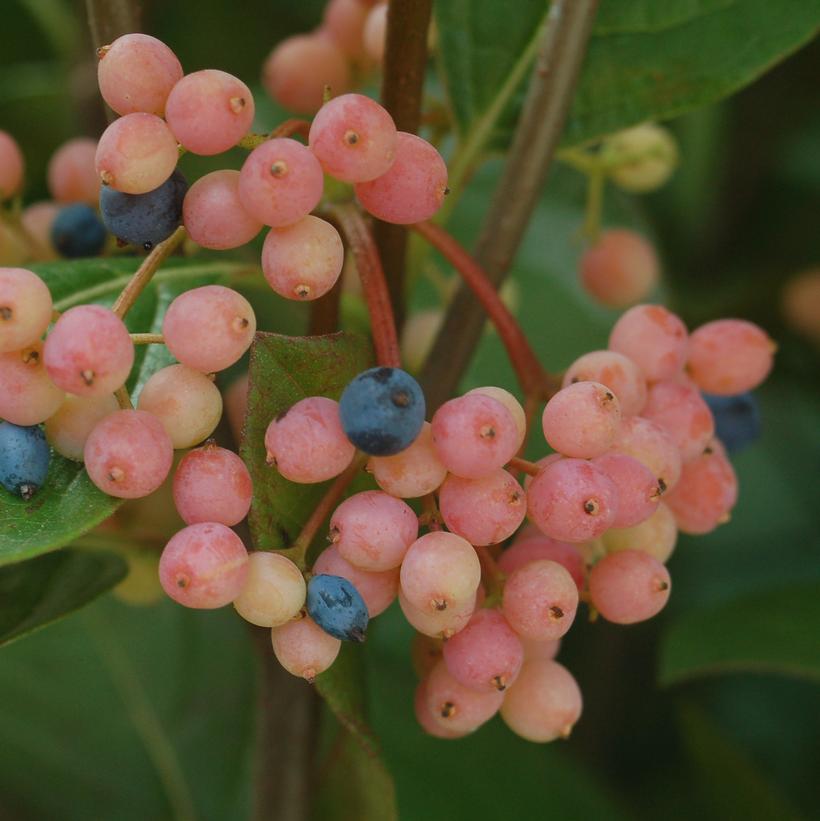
[0,267,53,353]
[43,305,134,396]
[271,615,341,681]
[165,70,255,155]
[414,680,464,739]
[363,3,388,62]
[664,441,738,534]
[322,0,369,60]
[580,229,660,308]
[95,113,179,194]
[686,319,775,395]
[542,381,622,458]
[264,396,355,483]
[0,130,24,199]
[162,285,256,373]
[20,202,60,261]
[309,93,397,183]
[84,409,173,498]
[610,414,682,492]
[314,545,398,617]
[183,169,262,250]
[431,393,519,479]
[466,386,527,451]
[399,590,476,639]
[438,469,526,546]
[238,138,324,228]
[45,393,118,461]
[262,33,350,115]
[520,636,561,662]
[608,304,689,382]
[261,216,344,301]
[527,458,618,543]
[355,132,448,224]
[329,489,418,571]
[588,550,671,624]
[233,551,305,626]
[0,342,64,425]
[400,531,481,614]
[368,421,447,498]
[498,536,585,591]
[603,502,678,564]
[159,522,248,609]
[173,443,252,526]
[642,379,714,462]
[500,659,582,742]
[502,560,579,641]
[562,350,647,416]
[424,660,504,735]
[443,608,524,693]
[97,33,183,116]
[592,452,661,528]
[47,138,100,205]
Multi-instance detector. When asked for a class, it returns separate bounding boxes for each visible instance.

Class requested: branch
[373,0,434,329]
[85,0,142,50]
[419,0,600,411]
[325,204,401,368]
[411,221,558,399]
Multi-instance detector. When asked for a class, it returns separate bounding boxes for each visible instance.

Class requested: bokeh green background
[1,1,819,819]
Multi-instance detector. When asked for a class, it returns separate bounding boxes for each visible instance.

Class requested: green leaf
[0,597,256,821]
[241,331,373,551]
[659,583,820,685]
[435,0,820,163]
[0,549,127,647]
[0,257,244,567]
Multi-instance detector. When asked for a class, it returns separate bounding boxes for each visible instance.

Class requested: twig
[476,546,505,603]
[114,385,132,410]
[85,0,141,51]
[324,204,401,368]
[308,277,342,336]
[420,0,600,411]
[507,456,541,477]
[412,221,557,399]
[238,119,312,150]
[111,226,187,318]
[373,0,434,329]
[130,333,165,345]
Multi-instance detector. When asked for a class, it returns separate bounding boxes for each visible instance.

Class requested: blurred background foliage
[1,1,819,819]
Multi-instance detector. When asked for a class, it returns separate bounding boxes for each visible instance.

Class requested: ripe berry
[703,392,761,454]
[307,573,369,642]
[0,421,50,500]
[339,367,425,456]
[51,204,107,258]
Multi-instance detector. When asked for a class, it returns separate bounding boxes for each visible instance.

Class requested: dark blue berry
[307,574,369,642]
[50,204,107,258]
[100,169,188,250]
[0,422,50,500]
[339,367,425,456]
[703,392,761,454]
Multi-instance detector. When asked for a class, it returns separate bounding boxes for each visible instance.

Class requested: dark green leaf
[0,597,256,821]
[0,257,245,567]
[659,584,820,685]
[0,549,127,647]
[241,331,373,552]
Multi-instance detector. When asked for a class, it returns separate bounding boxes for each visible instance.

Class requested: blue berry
[50,204,107,258]
[0,422,50,500]
[339,367,425,456]
[307,574,369,642]
[703,392,761,453]
[100,169,188,251]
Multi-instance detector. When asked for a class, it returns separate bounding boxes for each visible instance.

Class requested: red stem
[507,456,541,477]
[476,546,505,600]
[412,220,558,398]
[271,118,311,141]
[326,204,402,368]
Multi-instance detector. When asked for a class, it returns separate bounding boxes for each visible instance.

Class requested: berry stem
[277,453,368,572]
[237,119,311,150]
[114,385,132,410]
[130,333,165,345]
[507,456,541,477]
[325,203,401,368]
[476,546,505,604]
[412,220,558,399]
[418,0,599,411]
[419,493,443,532]
[111,226,187,319]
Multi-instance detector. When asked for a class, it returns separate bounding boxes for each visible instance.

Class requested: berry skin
[703,392,761,454]
[47,138,100,206]
[233,551,306,627]
[309,93,397,183]
[603,502,678,564]
[0,130,24,199]
[20,202,60,261]
[0,342,65,426]
[588,550,671,624]
[414,680,464,739]
[0,422,50,500]
[592,452,661,529]
[641,380,715,463]
[363,3,388,62]
[466,386,527,451]
[399,590,476,639]
[44,393,119,461]
[0,267,53,353]
[43,305,134,397]
[159,522,249,609]
[610,415,682,492]
[604,123,678,193]
[368,421,447,498]
[100,169,188,250]
[424,659,504,735]
[271,615,341,682]
[307,574,369,642]
[322,0,369,60]
[339,367,425,456]
[498,535,585,592]
[84,409,173,498]
[50,204,107,258]
[562,350,647,417]
[355,132,448,224]
[265,396,355,483]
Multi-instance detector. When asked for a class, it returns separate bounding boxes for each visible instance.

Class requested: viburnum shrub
[1,1,815,816]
